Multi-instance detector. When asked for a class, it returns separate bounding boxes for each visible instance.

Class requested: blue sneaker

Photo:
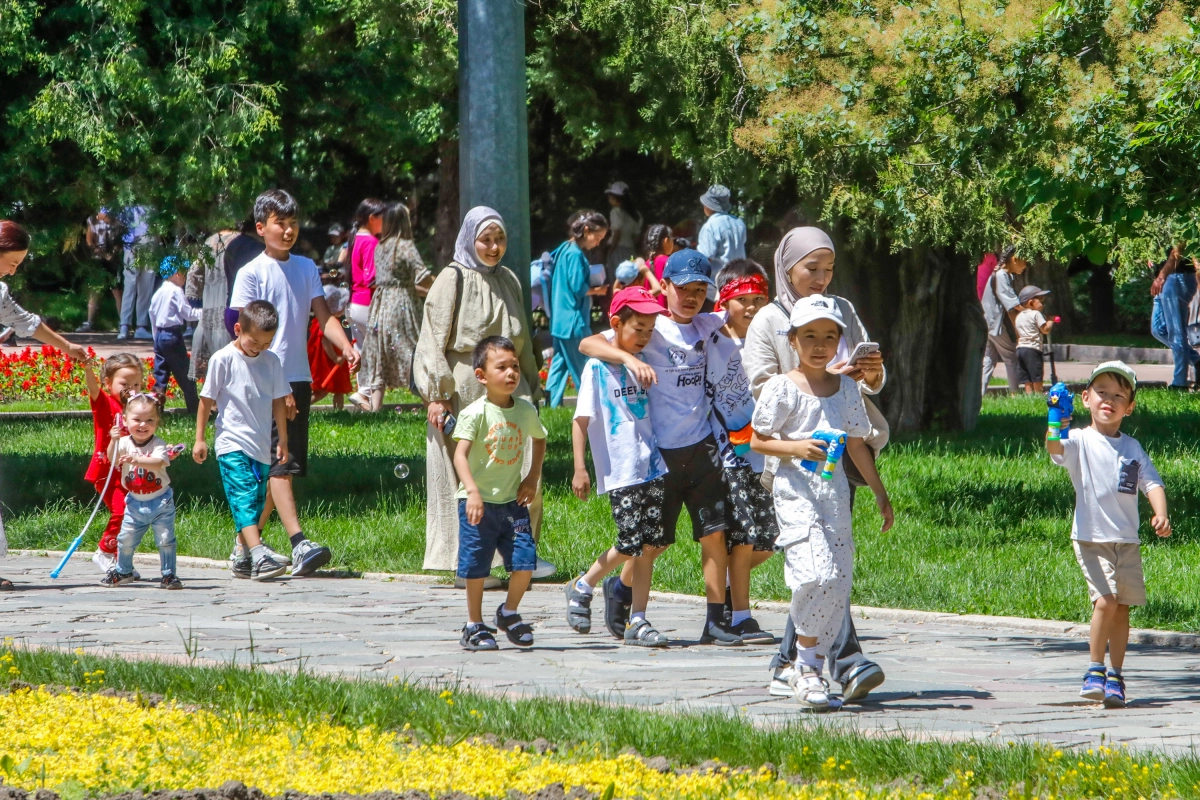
[1103,672,1126,709]
[1080,667,1106,701]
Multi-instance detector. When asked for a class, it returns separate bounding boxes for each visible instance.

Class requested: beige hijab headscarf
[773,227,836,313]
[453,206,506,272]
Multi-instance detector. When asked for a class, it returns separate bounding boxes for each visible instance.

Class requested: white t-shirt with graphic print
[574,358,668,495]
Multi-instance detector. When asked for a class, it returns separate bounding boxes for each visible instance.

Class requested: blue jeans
[154,327,199,412]
[118,488,177,577]
[546,336,586,407]
[1156,273,1199,387]
[456,499,537,579]
[120,264,155,329]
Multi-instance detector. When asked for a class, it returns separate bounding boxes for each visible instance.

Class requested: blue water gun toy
[800,429,848,480]
[1046,381,1074,442]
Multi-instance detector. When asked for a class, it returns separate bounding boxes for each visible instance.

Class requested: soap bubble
[394,463,410,480]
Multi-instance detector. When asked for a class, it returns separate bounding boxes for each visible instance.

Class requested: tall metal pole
[458,0,531,311]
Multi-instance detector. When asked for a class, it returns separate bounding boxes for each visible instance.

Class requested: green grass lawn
[5,391,1200,631]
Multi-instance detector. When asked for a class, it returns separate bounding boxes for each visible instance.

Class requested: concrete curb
[15,549,1200,649]
[1051,343,1172,365]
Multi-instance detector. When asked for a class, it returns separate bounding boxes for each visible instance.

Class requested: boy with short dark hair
[567,287,671,646]
[579,249,742,646]
[193,300,294,581]
[454,336,547,651]
[228,189,359,576]
[707,258,778,643]
[1046,361,1170,708]
[1014,285,1055,393]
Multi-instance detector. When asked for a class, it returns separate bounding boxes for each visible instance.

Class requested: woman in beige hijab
[412,207,553,581]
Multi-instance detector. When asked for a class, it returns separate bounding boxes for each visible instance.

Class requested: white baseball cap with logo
[788,295,846,331]
[1087,360,1138,394]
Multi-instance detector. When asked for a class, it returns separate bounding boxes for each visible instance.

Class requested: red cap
[610,286,667,317]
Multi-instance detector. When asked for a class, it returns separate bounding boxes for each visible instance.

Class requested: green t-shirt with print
[453,396,547,503]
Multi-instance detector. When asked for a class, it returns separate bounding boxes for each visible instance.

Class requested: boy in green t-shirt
[452,335,548,651]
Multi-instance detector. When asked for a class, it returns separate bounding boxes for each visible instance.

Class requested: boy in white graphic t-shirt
[567,287,670,646]
[580,249,742,646]
[1047,361,1170,709]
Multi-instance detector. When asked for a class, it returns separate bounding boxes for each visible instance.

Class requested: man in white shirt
[228,189,359,577]
[149,257,201,412]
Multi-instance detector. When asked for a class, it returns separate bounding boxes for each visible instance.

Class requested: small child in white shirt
[1014,284,1055,393]
[149,257,201,412]
[1046,361,1170,709]
[102,392,184,589]
[750,296,893,712]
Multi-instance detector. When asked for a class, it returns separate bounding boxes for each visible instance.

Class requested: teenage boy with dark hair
[579,249,744,646]
[228,189,359,577]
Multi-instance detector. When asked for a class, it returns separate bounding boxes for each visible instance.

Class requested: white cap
[1088,360,1138,393]
[788,295,845,331]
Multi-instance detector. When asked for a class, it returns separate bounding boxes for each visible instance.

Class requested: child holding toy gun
[750,295,893,712]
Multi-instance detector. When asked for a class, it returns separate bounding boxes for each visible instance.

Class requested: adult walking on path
[185,228,238,381]
[1149,245,1200,388]
[980,246,1027,394]
[547,211,609,408]
[742,226,889,703]
[413,207,553,580]
[0,221,89,589]
[604,182,642,279]
[350,202,432,412]
[78,210,123,332]
[696,185,748,274]
[115,206,156,342]
[347,198,387,346]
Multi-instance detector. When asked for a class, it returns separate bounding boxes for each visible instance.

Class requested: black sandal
[460,622,498,651]
[495,603,534,647]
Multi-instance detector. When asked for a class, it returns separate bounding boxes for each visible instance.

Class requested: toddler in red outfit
[84,353,144,574]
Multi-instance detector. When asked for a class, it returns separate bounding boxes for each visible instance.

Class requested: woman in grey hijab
[742,225,890,704]
[412,207,551,580]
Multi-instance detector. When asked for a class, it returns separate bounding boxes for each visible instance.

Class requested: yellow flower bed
[0,685,1180,800]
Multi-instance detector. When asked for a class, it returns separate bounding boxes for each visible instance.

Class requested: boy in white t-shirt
[706,259,778,644]
[228,189,359,577]
[1047,361,1170,709]
[193,301,295,581]
[1014,285,1055,393]
[567,287,671,646]
[580,249,742,646]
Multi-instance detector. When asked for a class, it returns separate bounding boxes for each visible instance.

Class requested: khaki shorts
[1073,540,1146,606]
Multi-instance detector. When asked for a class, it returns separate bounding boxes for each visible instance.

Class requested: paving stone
[4,554,1200,752]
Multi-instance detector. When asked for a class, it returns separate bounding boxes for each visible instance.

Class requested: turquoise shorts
[217,451,269,533]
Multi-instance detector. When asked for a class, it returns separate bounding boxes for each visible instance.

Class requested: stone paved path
[4,554,1200,753]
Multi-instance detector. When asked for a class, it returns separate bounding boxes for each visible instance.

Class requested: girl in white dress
[751,295,894,711]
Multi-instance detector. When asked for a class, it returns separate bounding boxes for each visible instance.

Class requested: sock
[1109,666,1123,677]
[250,545,266,562]
[1089,661,1106,672]
[232,542,246,558]
[731,609,752,626]
[500,603,517,617]
[796,645,822,669]
[613,579,633,604]
[575,578,594,595]
[706,603,726,627]
[630,611,647,625]
[289,532,307,548]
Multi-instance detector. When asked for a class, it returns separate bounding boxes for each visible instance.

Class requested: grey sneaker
[230,556,252,579]
[624,618,669,647]
[251,554,288,581]
[565,580,593,633]
[291,539,331,577]
[116,325,130,341]
[100,569,135,587]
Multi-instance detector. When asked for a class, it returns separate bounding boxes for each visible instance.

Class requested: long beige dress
[413,263,545,571]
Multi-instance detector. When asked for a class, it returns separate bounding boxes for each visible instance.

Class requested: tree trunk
[433,138,459,268]
[1027,257,1076,334]
[833,232,985,432]
[1088,265,1116,333]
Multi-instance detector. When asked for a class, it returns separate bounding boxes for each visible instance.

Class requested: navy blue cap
[662,248,715,287]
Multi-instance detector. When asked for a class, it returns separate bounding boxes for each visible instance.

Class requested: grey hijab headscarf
[773,226,836,313]
[453,206,506,272]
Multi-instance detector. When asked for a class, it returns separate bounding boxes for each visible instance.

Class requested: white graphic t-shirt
[605,311,725,450]
[1050,426,1163,543]
[705,328,764,472]
[574,358,668,494]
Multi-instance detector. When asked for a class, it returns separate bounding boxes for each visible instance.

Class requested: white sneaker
[769,665,796,697]
[93,549,116,574]
[790,666,836,712]
[530,558,557,579]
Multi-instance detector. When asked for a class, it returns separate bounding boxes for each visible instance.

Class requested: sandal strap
[630,620,664,642]
[507,621,534,637]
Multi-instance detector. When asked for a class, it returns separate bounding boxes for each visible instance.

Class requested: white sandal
[790,666,836,712]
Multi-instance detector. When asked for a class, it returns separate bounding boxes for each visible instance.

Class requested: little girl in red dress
[84,353,144,574]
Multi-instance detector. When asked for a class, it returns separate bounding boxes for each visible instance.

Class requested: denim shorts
[217,451,268,533]
[456,499,538,579]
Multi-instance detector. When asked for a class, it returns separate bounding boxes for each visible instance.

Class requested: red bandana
[716,274,769,309]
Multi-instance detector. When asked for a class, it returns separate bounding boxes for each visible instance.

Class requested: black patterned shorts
[723,465,779,552]
[609,477,670,557]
